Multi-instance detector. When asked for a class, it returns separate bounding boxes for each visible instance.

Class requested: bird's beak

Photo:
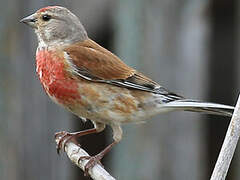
[20,13,37,29]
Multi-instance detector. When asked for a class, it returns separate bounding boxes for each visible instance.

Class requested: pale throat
[35,29,47,49]
[35,30,72,50]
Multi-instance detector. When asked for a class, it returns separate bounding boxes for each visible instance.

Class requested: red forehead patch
[38,6,59,13]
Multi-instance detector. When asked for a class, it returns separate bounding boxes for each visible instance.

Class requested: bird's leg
[55,128,97,154]
[79,124,123,176]
[79,141,118,176]
[55,122,105,154]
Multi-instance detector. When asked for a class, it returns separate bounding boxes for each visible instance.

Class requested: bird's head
[21,6,88,47]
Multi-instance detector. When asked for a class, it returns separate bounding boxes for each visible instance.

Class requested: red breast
[36,49,81,105]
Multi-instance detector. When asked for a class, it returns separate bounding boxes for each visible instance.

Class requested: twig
[210,95,240,180]
[55,135,116,180]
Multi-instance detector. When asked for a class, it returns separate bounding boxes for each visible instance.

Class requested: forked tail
[163,99,234,117]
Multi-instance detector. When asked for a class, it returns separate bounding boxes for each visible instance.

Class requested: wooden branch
[55,135,116,180]
[210,95,240,180]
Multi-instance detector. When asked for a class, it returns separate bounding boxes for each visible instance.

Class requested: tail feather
[163,99,234,117]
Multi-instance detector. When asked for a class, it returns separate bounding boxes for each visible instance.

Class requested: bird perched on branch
[21,6,234,174]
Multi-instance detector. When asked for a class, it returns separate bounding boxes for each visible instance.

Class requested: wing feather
[63,38,183,100]
[64,39,135,80]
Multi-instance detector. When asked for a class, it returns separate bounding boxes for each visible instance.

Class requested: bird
[21,6,234,174]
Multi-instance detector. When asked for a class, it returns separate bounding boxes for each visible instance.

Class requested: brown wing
[64,39,135,80]
[64,38,183,99]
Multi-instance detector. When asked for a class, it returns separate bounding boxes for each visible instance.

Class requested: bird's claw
[78,155,104,176]
[55,131,72,154]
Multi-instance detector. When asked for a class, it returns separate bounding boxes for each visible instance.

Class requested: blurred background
[1,0,240,179]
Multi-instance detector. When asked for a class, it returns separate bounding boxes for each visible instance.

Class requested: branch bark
[55,135,116,180]
[210,95,240,180]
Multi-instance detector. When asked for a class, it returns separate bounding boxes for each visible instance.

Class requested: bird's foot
[78,141,117,176]
[55,131,77,154]
[78,153,103,176]
[78,154,104,176]
[54,128,98,154]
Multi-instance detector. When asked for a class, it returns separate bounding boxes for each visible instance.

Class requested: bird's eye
[42,14,51,21]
